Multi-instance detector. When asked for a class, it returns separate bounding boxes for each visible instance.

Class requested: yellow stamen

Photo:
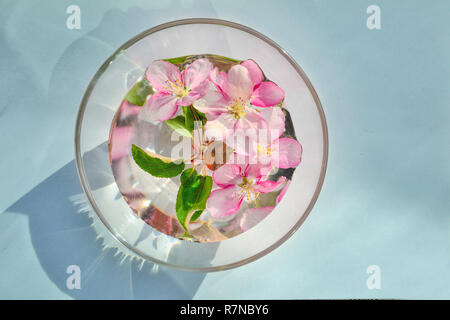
[164,79,190,98]
[228,97,249,119]
[257,144,273,157]
[238,177,260,203]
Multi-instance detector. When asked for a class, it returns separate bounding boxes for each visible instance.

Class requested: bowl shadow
[3,2,227,299]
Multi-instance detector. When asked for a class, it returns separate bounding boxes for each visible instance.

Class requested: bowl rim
[74,17,329,272]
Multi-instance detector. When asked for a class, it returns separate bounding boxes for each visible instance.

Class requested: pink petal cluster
[194,60,285,139]
[144,58,213,121]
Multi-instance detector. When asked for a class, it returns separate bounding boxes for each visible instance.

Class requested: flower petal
[182,58,213,91]
[204,113,236,140]
[259,107,285,141]
[145,60,181,92]
[257,163,274,176]
[235,109,268,133]
[207,186,243,217]
[231,111,269,156]
[251,81,285,107]
[227,131,253,161]
[243,164,267,180]
[278,137,302,168]
[276,179,291,204]
[241,59,263,87]
[178,80,210,106]
[254,176,286,193]
[212,164,242,188]
[225,152,252,168]
[209,67,228,95]
[144,93,178,121]
[193,89,228,120]
[177,94,196,107]
[222,65,253,101]
[240,206,274,231]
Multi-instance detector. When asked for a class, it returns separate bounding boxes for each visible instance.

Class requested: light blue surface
[0,0,449,299]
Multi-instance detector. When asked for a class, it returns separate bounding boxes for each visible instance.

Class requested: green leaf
[180,167,198,185]
[183,106,207,132]
[163,56,188,65]
[165,106,206,137]
[176,168,213,230]
[190,210,203,222]
[165,116,192,137]
[125,78,154,106]
[131,144,185,178]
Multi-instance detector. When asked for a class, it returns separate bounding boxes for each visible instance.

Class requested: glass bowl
[75,18,328,271]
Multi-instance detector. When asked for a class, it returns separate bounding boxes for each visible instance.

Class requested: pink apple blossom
[206,163,286,218]
[144,58,213,121]
[194,60,285,140]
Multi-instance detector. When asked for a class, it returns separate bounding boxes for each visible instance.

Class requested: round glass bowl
[75,18,328,271]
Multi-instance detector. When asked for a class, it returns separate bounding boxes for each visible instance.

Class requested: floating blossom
[206,163,286,217]
[144,58,213,121]
[194,60,285,140]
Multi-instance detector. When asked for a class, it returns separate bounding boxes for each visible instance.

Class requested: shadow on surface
[6,158,208,299]
[1,2,227,299]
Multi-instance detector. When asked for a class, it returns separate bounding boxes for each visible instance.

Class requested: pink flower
[144,58,213,121]
[194,60,285,139]
[206,163,286,218]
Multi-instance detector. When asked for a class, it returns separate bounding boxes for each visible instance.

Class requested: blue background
[0,0,449,299]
